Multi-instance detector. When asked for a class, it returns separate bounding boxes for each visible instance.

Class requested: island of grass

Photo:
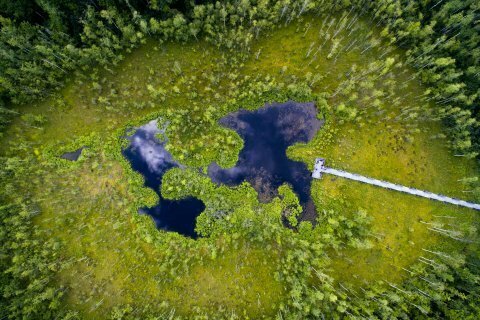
[1,1,479,319]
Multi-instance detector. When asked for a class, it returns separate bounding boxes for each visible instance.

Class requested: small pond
[123,120,205,238]
[61,147,84,161]
[123,101,322,238]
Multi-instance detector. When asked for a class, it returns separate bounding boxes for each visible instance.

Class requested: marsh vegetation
[0,0,479,319]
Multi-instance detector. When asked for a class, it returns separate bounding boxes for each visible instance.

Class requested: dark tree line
[0,0,195,36]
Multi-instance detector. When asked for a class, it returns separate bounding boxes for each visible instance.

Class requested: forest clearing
[0,1,479,319]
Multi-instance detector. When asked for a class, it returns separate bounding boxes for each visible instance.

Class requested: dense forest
[1,0,479,319]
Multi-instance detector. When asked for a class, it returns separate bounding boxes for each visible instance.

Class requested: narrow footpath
[312,158,480,211]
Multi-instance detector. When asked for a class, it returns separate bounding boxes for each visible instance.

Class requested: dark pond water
[61,147,84,161]
[123,101,322,238]
[123,120,205,238]
[208,101,322,220]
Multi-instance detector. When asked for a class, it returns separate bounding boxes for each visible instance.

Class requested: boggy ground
[1,12,478,318]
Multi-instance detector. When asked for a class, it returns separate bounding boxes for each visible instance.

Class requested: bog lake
[122,101,322,237]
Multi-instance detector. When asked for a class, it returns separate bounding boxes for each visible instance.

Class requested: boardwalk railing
[312,158,480,211]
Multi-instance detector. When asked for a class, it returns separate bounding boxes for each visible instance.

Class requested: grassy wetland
[1,1,479,319]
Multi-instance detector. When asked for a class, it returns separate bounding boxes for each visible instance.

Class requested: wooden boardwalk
[312,158,480,211]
